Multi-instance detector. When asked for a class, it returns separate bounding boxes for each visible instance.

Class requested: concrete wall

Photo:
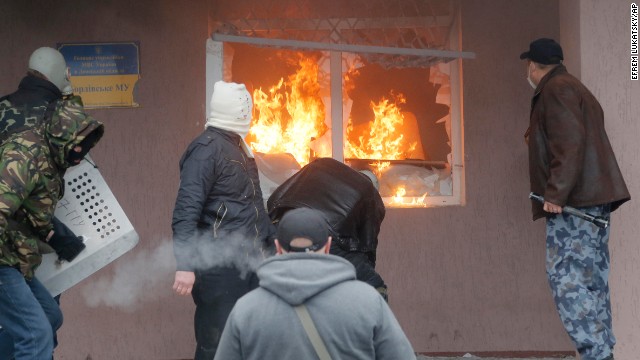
[380,0,573,353]
[0,1,207,358]
[6,0,638,359]
[575,1,640,358]
[559,0,582,79]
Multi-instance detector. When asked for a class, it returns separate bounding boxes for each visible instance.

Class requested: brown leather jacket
[526,65,630,220]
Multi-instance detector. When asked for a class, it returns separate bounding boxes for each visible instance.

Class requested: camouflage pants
[546,204,615,360]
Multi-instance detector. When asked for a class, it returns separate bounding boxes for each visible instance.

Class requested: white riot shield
[35,156,139,296]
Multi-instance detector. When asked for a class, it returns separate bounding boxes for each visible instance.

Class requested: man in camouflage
[521,39,630,360]
[0,47,104,359]
[0,47,88,265]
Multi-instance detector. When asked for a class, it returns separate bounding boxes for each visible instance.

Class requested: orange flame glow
[345,94,417,173]
[389,186,429,207]
[392,186,406,202]
[247,56,328,166]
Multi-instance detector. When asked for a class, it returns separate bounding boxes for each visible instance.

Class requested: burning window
[343,59,457,207]
[206,0,471,207]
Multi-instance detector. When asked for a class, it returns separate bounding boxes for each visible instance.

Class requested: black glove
[48,234,86,262]
[49,217,86,262]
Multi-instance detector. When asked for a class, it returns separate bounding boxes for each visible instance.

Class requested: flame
[392,186,406,202]
[345,94,417,172]
[246,55,427,206]
[247,56,328,166]
[345,92,422,205]
[389,186,429,207]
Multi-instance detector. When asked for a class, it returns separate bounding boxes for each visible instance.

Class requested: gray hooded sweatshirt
[214,253,416,360]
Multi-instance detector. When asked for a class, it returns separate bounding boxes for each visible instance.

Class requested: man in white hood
[214,207,415,360]
[171,81,272,359]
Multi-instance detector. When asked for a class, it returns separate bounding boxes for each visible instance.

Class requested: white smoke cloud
[81,239,175,312]
[81,235,272,312]
[187,232,270,278]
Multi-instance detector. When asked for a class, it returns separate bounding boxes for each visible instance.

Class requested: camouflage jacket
[0,95,104,278]
[0,75,62,145]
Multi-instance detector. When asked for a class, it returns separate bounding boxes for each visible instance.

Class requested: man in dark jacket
[172,81,272,359]
[267,157,388,300]
[521,38,630,360]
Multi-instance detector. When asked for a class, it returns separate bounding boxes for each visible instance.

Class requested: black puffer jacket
[267,158,385,254]
[172,127,272,271]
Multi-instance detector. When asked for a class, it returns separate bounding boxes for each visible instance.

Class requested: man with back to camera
[214,207,416,360]
[521,38,630,360]
[0,47,104,359]
[267,157,389,301]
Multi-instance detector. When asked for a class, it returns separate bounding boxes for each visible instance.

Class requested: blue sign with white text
[57,42,141,108]
[59,42,140,76]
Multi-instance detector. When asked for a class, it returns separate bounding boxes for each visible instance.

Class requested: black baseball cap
[276,208,329,253]
[520,38,564,64]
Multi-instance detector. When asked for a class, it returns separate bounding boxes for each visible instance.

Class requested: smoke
[81,234,272,312]
[184,231,271,278]
[81,239,175,312]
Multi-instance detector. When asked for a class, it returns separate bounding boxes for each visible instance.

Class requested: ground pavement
[416,355,576,360]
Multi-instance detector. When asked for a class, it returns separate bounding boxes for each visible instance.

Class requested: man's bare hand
[543,201,563,214]
[173,271,195,296]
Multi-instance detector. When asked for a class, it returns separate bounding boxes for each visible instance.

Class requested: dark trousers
[329,243,388,300]
[191,267,258,360]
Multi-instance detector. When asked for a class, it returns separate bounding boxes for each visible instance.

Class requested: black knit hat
[520,38,564,65]
[276,208,329,253]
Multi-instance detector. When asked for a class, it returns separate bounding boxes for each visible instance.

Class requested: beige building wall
[0,1,208,358]
[385,0,572,354]
[572,1,640,358]
[2,1,637,359]
[559,0,582,79]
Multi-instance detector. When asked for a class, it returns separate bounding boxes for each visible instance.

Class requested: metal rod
[222,16,455,32]
[528,192,609,229]
[211,33,476,60]
[330,50,344,162]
